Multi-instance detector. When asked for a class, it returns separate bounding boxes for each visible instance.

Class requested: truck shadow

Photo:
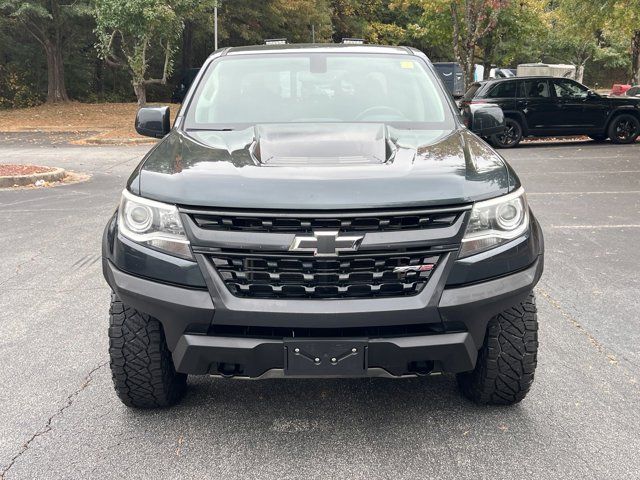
[128,374,537,442]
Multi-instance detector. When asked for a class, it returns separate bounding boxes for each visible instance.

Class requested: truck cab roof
[213,43,418,58]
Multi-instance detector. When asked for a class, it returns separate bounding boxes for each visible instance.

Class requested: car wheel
[588,134,608,142]
[608,114,640,144]
[490,118,523,148]
[457,293,538,405]
[109,294,187,408]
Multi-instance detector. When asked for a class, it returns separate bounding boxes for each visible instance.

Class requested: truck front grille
[192,210,459,233]
[209,251,441,299]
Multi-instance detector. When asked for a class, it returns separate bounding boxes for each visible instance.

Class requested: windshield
[184,53,454,129]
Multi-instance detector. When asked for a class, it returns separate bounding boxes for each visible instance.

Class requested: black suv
[102,44,544,408]
[461,76,640,147]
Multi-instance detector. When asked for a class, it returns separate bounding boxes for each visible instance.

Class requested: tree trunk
[632,30,640,85]
[95,56,105,98]
[482,34,495,80]
[463,50,475,86]
[182,21,193,72]
[133,82,147,107]
[44,40,69,103]
[576,63,585,84]
[483,56,492,80]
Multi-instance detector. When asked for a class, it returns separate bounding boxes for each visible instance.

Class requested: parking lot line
[528,191,640,195]
[550,224,640,229]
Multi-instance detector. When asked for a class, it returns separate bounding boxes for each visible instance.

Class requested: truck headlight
[459,187,529,258]
[118,190,193,260]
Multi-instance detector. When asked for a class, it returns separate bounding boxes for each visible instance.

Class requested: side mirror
[461,103,505,136]
[135,106,171,138]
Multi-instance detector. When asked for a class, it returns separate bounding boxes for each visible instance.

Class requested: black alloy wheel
[608,114,640,144]
[490,118,523,149]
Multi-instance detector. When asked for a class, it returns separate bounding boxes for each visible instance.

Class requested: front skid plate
[284,338,367,376]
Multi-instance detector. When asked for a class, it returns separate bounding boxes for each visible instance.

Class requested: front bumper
[103,254,543,377]
[103,207,544,378]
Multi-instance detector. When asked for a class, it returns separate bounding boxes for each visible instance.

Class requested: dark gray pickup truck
[102,43,543,408]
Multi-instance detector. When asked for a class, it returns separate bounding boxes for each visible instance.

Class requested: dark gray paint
[130,127,515,209]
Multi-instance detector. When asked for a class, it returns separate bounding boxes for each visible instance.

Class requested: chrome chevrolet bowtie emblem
[289,231,364,256]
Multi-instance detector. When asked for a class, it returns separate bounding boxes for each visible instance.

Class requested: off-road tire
[457,293,538,405]
[490,118,523,149]
[608,114,640,144]
[109,294,187,408]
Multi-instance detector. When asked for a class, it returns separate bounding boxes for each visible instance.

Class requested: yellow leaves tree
[607,0,640,83]
[397,0,511,84]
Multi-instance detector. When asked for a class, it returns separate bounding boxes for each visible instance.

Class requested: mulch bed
[0,164,56,176]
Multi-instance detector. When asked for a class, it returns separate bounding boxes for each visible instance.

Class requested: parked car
[610,84,632,97]
[461,76,640,147]
[627,86,640,98]
[433,62,466,97]
[103,43,544,409]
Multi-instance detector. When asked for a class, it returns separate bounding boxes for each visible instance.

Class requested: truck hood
[131,124,516,209]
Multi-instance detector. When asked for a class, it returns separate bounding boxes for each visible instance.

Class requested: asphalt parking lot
[1,138,639,479]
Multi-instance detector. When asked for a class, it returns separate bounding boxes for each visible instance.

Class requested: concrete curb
[81,137,157,145]
[0,167,66,188]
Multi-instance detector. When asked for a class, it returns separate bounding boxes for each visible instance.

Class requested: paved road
[0,139,638,479]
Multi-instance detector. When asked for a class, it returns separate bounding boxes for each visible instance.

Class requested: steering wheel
[355,105,407,121]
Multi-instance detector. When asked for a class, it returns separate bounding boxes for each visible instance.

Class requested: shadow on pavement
[125,374,536,438]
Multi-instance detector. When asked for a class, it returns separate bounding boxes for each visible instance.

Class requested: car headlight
[459,187,529,258]
[118,190,193,260]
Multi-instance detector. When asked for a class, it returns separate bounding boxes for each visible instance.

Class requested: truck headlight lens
[118,190,193,260]
[459,187,529,258]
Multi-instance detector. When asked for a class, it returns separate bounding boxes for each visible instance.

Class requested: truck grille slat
[192,211,459,233]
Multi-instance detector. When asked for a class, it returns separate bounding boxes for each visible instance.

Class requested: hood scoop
[252,123,393,166]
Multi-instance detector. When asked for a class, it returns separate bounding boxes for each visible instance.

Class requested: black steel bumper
[103,254,543,377]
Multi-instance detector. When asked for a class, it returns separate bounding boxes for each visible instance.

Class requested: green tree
[330,1,437,52]
[94,0,206,106]
[0,0,89,102]
[212,0,331,47]
[544,0,612,83]
[478,0,549,77]
[607,0,640,84]
[398,0,511,84]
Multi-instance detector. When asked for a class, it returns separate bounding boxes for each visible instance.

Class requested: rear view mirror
[135,106,171,138]
[461,103,505,137]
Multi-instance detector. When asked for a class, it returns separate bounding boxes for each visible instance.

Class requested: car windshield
[184,53,454,129]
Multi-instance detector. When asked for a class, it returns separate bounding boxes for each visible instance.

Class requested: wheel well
[606,109,640,132]
[503,112,528,135]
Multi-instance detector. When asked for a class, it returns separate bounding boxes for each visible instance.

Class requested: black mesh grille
[192,211,459,233]
[210,251,440,299]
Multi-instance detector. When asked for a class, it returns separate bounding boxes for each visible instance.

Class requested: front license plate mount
[284,338,368,376]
